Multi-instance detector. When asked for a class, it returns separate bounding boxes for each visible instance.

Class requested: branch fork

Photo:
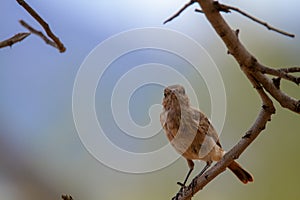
[166,1,298,199]
[0,0,66,52]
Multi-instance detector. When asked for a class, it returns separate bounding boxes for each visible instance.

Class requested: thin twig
[19,20,58,49]
[218,2,295,38]
[164,0,196,24]
[16,0,66,52]
[278,67,300,73]
[0,32,30,48]
[257,64,300,85]
[195,2,295,38]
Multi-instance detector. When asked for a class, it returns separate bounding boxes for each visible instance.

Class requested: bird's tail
[227,161,253,184]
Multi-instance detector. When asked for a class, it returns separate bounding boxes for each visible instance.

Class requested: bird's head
[162,85,189,110]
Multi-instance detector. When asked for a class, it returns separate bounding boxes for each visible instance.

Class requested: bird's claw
[173,179,197,200]
[176,181,186,187]
[172,182,187,200]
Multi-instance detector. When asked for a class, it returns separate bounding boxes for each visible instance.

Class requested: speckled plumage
[160,85,253,184]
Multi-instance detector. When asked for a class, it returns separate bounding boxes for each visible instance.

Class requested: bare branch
[253,70,300,113]
[257,64,300,85]
[221,3,295,37]
[16,0,66,52]
[174,105,274,200]
[164,0,196,24]
[0,32,30,48]
[195,2,295,38]
[19,20,58,49]
[193,0,300,114]
[278,67,300,73]
[169,0,299,199]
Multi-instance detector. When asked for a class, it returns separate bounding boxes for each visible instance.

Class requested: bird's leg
[198,161,212,177]
[174,159,194,199]
[177,159,194,187]
[190,161,212,195]
[177,167,193,187]
[175,168,194,200]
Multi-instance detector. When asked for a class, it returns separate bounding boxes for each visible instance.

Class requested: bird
[160,84,253,188]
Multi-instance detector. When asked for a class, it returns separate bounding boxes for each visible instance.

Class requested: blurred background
[1,0,300,199]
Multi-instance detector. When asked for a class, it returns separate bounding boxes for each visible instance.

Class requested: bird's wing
[191,107,222,148]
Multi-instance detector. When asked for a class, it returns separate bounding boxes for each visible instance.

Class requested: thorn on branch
[61,194,73,200]
[242,133,251,139]
[295,101,300,113]
[272,77,281,89]
[194,8,203,14]
[297,78,300,85]
[164,0,196,24]
[235,29,240,37]
[262,105,276,115]
[227,29,240,55]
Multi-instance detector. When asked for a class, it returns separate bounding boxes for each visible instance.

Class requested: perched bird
[160,85,253,187]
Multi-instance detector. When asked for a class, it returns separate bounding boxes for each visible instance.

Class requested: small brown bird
[160,85,253,187]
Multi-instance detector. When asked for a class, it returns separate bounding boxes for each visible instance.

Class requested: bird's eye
[164,92,167,97]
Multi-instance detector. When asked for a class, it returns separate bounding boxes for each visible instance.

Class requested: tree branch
[278,67,300,73]
[16,0,66,52]
[19,20,58,49]
[0,32,30,48]
[195,2,295,38]
[174,105,274,200]
[253,70,300,113]
[215,2,294,37]
[164,0,196,24]
[257,64,300,85]
[168,0,299,199]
